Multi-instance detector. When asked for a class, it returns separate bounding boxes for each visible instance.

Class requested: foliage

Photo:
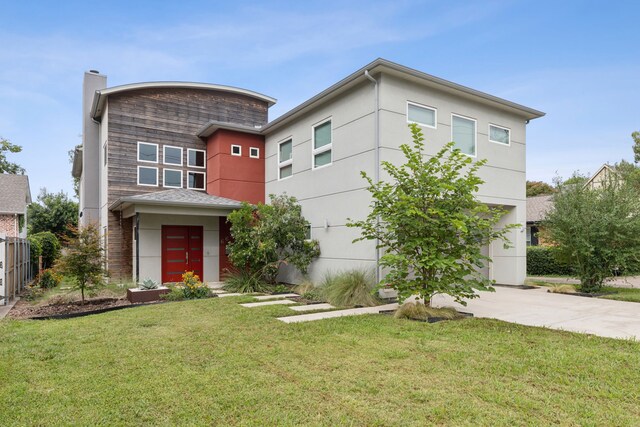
[68,145,81,199]
[0,137,25,174]
[301,289,324,302]
[320,269,379,307]
[27,234,43,267]
[526,246,574,276]
[271,284,290,294]
[632,131,640,164]
[180,271,210,299]
[526,180,555,197]
[393,302,462,321]
[162,286,186,301]
[543,172,640,293]
[27,188,78,238]
[37,269,62,289]
[293,280,315,295]
[562,175,588,187]
[348,124,516,305]
[21,283,46,301]
[29,231,61,269]
[139,279,159,290]
[227,194,320,284]
[223,268,271,294]
[547,284,577,294]
[55,224,107,304]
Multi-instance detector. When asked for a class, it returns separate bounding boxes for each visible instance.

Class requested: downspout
[364,70,381,283]
[135,212,140,284]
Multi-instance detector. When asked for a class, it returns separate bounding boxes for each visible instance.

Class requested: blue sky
[1,0,639,198]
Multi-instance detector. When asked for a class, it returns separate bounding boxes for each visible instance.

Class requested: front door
[161,226,204,283]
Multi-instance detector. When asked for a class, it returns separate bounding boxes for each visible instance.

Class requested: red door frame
[161,225,204,283]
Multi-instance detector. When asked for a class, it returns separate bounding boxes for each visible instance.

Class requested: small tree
[0,137,25,174]
[29,231,61,269]
[227,194,320,284]
[55,224,107,304]
[526,180,555,197]
[543,173,640,293]
[348,124,516,305]
[28,188,78,238]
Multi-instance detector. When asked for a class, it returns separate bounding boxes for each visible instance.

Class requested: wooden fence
[0,234,31,305]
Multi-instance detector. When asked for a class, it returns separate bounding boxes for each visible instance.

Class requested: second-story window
[188,171,206,190]
[249,147,260,158]
[489,124,510,145]
[164,146,183,166]
[278,139,293,179]
[163,169,182,188]
[407,102,436,128]
[451,114,476,157]
[138,166,158,186]
[138,142,158,163]
[312,118,332,169]
[231,145,242,156]
[187,149,205,168]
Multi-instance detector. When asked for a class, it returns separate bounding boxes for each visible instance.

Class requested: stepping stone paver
[207,282,225,289]
[217,292,243,298]
[241,300,297,308]
[278,303,398,323]
[289,303,335,312]
[254,293,299,301]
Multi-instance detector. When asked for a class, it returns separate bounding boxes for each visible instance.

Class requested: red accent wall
[206,129,265,204]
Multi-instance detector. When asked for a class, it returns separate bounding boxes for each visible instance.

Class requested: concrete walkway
[432,286,640,340]
[241,300,296,308]
[278,303,398,324]
[0,297,20,320]
[527,276,640,288]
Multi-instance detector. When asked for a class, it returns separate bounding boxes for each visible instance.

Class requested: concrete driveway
[431,286,640,340]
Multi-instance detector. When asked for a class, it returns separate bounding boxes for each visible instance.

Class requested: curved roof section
[90,82,276,119]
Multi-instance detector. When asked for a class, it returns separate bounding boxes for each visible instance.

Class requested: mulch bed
[7,297,133,320]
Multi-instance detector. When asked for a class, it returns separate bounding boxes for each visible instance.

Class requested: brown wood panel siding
[105,87,268,279]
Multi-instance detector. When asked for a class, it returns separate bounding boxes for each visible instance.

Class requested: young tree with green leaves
[631,131,640,164]
[227,194,320,285]
[526,180,555,197]
[543,172,640,293]
[28,188,78,238]
[348,123,516,305]
[55,224,107,304]
[0,137,25,174]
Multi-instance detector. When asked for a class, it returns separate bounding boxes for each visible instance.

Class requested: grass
[528,280,640,303]
[2,297,640,425]
[321,269,379,307]
[394,302,463,321]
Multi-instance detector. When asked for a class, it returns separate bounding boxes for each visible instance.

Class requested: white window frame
[249,147,260,159]
[278,138,293,181]
[163,168,183,189]
[488,123,511,146]
[451,113,477,158]
[312,117,333,170]
[304,225,312,241]
[406,101,437,129]
[231,145,242,156]
[187,148,206,169]
[137,141,158,164]
[187,171,206,190]
[137,166,158,187]
[163,145,183,166]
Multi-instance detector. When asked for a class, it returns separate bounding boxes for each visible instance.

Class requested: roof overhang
[263,58,545,134]
[197,120,264,138]
[90,82,277,120]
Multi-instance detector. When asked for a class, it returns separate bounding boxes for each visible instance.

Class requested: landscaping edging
[127,286,170,303]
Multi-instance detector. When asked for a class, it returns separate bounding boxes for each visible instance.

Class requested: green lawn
[527,280,640,303]
[2,297,640,426]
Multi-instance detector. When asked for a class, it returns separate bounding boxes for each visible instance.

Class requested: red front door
[161,226,204,283]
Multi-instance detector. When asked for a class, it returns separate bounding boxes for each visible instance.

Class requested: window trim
[187,171,206,190]
[187,148,206,169]
[231,145,242,156]
[278,137,293,181]
[137,141,159,164]
[137,166,158,187]
[249,147,260,159]
[406,101,437,129]
[163,145,183,166]
[488,123,511,146]
[311,117,333,170]
[162,168,183,189]
[451,113,477,158]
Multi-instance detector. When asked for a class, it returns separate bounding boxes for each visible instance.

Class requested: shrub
[394,302,462,321]
[271,284,290,294]
[527,247,574,276]
[28,235,42,267]
[224,268,270,293]
[37,269,61,289]
[181,271,210,299]
[321,269,379,307]
[29,231,61,269]
[293,280,315,295]
[547,284,577,294]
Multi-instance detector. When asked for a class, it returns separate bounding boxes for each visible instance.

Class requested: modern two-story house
[73,59,544,286]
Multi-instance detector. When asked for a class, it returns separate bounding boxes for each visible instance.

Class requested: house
[73,59,544,286]
[0,174,31,238]
[585,164,617,189]
[526,194,553,246]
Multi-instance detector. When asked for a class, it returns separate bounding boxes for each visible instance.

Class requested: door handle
[186,252,189,264]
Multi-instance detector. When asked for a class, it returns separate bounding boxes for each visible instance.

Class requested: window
[451,114,476,156]
[312,119,332,169]
[305,225,312,241]
[249,147,260,158]
[278,139,293,180]
[138,166,158,186]
[164,145,183,165]
[188,171,205,190]
[163,169,182,188]
[489,124,510,145]
[138,142,158,163]
[187,149,205,168]
[231,145,242,156]
[407,102,436,128]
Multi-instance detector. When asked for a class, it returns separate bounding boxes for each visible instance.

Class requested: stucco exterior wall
[134,213,220,284]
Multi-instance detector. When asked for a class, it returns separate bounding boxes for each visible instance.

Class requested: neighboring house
[73,58,544,286]
[0,174,31,238]
[585,164,617,189]
[526,194,553,246]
